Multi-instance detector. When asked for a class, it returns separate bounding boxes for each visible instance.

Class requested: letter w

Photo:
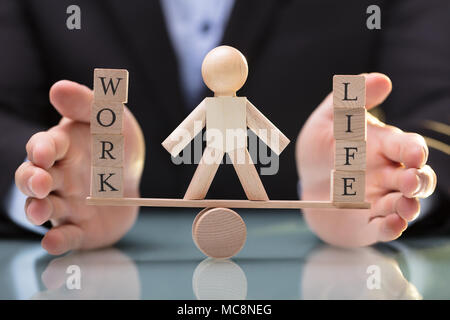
[99,77,123,95]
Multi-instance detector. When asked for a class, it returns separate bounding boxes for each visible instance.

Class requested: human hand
[296,73,436,247]
[15,80,145,255]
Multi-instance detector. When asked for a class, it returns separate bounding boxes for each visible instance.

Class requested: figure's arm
[162,99,207,157]
[246,100,290,155]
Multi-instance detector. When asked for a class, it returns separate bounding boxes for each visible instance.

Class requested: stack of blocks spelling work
[90,69,129,198]
[332,75,367,205]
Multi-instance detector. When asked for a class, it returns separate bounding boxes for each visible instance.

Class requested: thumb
[49,80,93,123]
[316,72,392,118]
[364,72,392,110]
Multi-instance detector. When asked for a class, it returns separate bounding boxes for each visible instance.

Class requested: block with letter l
[333,75,365,108]
[91,166,123,198]
[331,170,365,203]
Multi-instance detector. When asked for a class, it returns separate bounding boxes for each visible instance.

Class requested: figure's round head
[202,46,248,96]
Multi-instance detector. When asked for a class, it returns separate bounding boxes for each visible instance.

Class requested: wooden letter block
[92,134,124,167]
[91,166,123,198]
[93,68,129,102]
[333,75,365,108]
[335,140,366,170]
[91,101,124,134]
[333,107,366,141]
[331,170,365,203]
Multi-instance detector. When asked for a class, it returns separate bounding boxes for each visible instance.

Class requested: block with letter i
[332,75,367,206]
[90,68,128,198]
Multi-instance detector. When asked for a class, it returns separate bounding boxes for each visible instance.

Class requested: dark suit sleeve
[0,0,57,212]
[376,0,450,198]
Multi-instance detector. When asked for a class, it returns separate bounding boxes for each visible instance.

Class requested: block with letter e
[91,166,123,198]
[331,170,365,203]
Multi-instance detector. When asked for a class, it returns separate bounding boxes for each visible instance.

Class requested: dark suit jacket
[0,0,449,235]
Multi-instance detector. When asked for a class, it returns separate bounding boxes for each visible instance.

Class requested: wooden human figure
[162,46,290,200]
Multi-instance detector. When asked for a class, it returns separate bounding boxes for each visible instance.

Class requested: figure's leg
[228,148,269,200]
[184,147,224,200]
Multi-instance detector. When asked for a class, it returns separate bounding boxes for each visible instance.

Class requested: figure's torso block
[205,97,247,152]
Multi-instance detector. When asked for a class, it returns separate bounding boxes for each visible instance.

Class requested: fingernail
[28,175,35,196]
[422,146,429,163]
[412,166,437,198]
[411,174,421,197]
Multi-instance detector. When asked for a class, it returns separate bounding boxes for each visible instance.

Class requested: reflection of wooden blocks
[93,69,129,102]
[333,107,367,141]
[333,75,365,108]
[335,140,366,171]
[92,134,124,167]
[331,170,365,203]
[91,101,124,134]
[91,166,123,198]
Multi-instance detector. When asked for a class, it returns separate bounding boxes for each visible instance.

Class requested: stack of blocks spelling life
[91,69,129,198]
[332,75,367,205]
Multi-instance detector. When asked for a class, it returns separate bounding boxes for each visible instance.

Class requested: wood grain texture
[184,146,224,200]
[331,170,366,203]
[205,97,247,152]
[91,166,123,198]
[91,134,124,167]
[228,148,269,200]
[93,68,129,102]
[246,100,290,155]
[86,197,371,209]
[334,140,366,170]
[333,107,367,141]
[192,208,246,259]
[162,99,206,157]
[91,101,124,134]
[333,75,366,108]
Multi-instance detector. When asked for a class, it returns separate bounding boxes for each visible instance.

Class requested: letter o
[96,108,116,127]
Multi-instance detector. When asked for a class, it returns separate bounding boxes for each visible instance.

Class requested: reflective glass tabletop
[1,208,449,299]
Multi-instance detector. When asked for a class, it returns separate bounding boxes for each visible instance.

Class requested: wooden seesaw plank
[86,197,370,209]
